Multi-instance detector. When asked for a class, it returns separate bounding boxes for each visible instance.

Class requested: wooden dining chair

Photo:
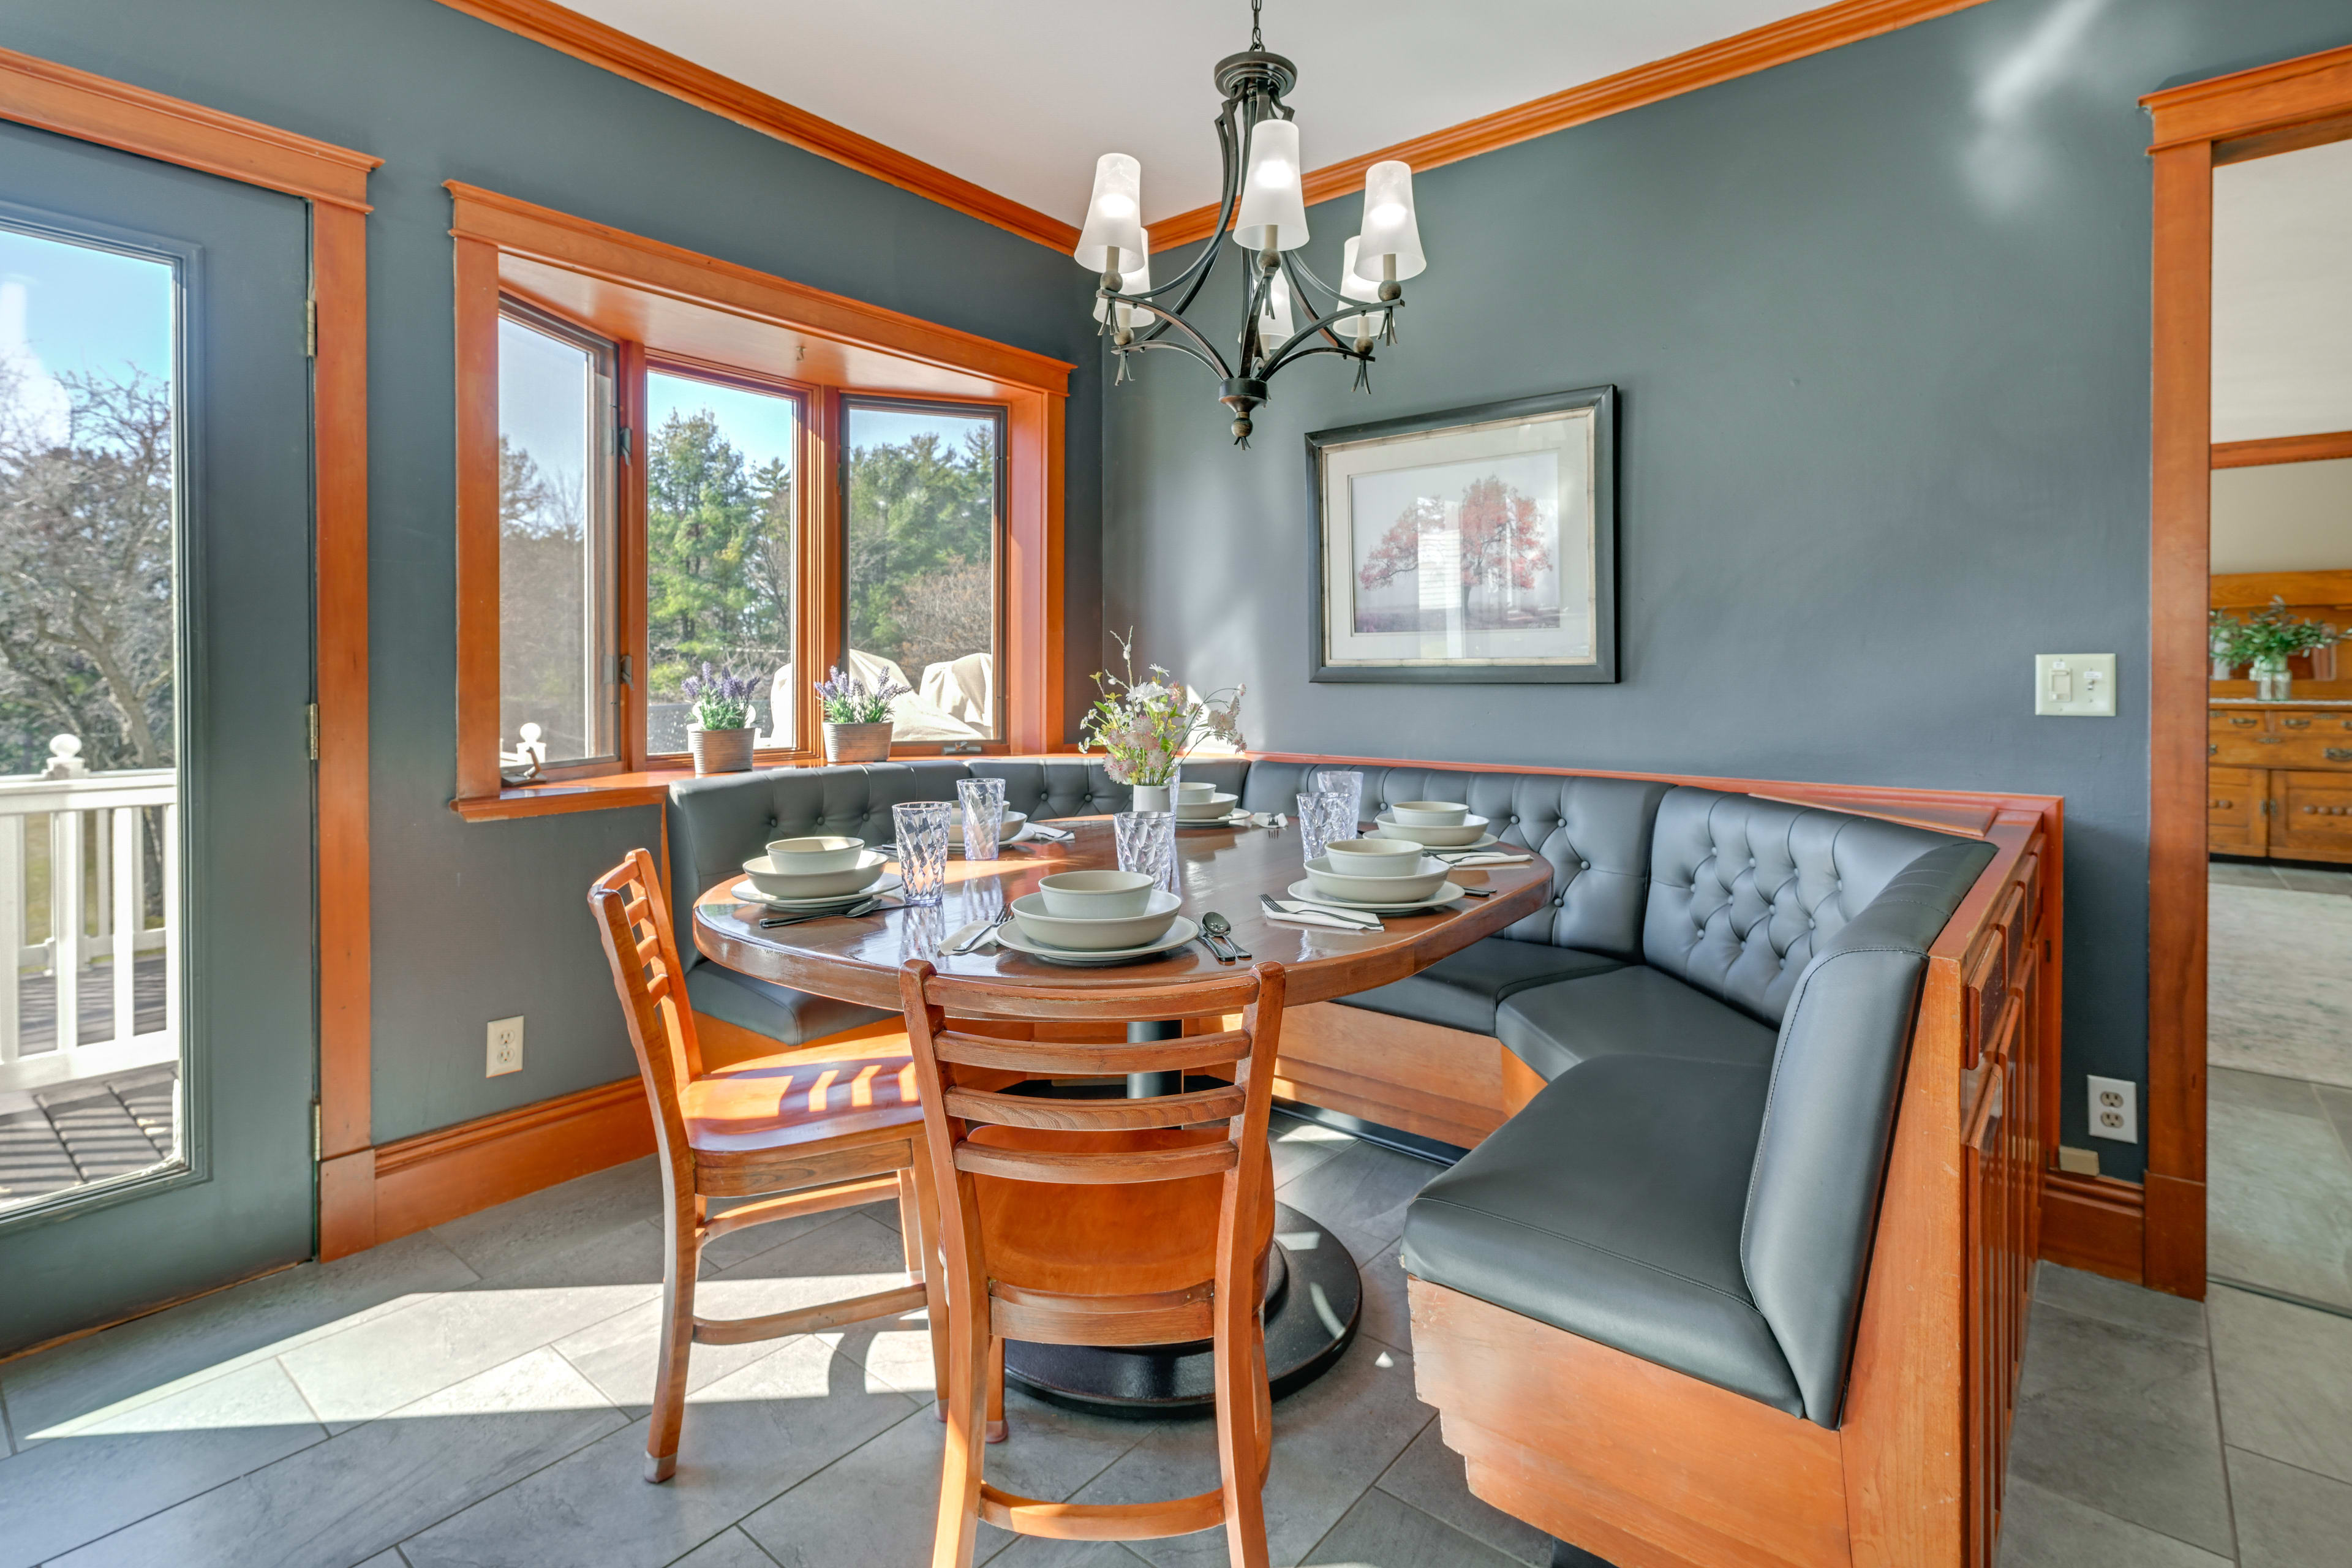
[589,848,949,1482]
[897,957,1289,1568]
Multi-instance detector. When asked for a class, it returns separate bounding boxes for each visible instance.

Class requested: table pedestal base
[1002,1201,1360,1416]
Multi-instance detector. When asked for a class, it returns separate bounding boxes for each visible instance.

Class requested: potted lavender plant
[682,663,760,775]
[815,666,908,763]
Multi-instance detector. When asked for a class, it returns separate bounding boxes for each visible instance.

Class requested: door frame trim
[2139,42,2352,1297]
[0,49,381,1256]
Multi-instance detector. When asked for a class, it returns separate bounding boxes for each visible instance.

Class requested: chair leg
[907,1158,953,1419]
[644,1194,700,1483]
[1213,1300,1272,1568]
[932,1283,992,1567]
[986,1334,1009,1443]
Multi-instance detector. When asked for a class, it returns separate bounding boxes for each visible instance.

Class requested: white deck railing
[0,742,178,1090]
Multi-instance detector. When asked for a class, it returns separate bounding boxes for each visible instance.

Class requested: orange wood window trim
[0,46,380,211]
[2211,428,2352,467]
[450,183,1068,815]
[0,50,381,1256]
[1150,0,1994,250]
[432,0,1076,251]
[2137,42,2352,1299]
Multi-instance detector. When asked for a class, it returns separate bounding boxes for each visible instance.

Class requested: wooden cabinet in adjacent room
[2209,703,2352,864]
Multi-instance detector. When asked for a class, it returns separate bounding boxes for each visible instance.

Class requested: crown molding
[434,0,1080,250]
[1152,0,1991,249]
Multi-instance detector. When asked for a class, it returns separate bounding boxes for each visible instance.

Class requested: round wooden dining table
[692,813,1551,1412]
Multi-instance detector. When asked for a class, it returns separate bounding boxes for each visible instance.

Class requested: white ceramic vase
[1131,783,1173,813]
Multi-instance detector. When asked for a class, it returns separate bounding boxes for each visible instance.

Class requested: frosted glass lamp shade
[1350,160,1426,282]
[1232,120,1310,252]
[1333,238,1387,339]
[1091,233,1153,333]
[1075,153,1147,273]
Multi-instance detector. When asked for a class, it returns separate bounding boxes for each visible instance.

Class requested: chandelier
[1072,0,1427,447]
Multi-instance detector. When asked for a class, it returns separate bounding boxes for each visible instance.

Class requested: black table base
[1002,1020,1362,1417]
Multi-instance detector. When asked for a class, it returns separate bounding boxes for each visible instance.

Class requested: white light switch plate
[2035,654,2117,717]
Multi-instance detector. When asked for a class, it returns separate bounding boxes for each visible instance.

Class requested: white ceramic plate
[1303,854,1452,905]
[947,810,1029,846]
[742,850,891,900]
[1177,810,1250,829]
[1010,888,1182,950]
[1175,793,1239,821]
[995,916,1200,967]
[731,871,903,911]
[1284,876,1464,914]
[1371,817,1496,851]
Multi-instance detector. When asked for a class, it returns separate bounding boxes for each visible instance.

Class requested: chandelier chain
[1250,0,1262,51]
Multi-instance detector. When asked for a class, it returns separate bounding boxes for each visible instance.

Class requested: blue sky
[0,225,175,418]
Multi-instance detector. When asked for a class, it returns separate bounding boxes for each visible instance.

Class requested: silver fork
[949,910,1014,954]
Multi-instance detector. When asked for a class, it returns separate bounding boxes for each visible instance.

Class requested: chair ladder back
[588,848,703,1161]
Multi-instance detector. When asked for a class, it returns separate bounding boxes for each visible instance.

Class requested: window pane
[644,372,799,753]
[0,222,183,1210]
[497,311,614,768]
[843,402,1001,742]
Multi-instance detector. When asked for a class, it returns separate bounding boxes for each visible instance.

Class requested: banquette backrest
[1740,835,1992,1419]
[1240,761,1670,959]
[1642,786,1986,1027]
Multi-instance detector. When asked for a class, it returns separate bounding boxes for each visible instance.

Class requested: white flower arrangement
[1078,630,1245,786]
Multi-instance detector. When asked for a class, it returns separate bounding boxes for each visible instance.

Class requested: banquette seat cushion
[1401,825,1994,1425]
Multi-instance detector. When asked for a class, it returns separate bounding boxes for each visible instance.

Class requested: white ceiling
[564,1,1822,227]
[2213,137,2352,443]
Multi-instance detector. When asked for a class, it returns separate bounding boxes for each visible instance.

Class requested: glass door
[0,120,315,1346]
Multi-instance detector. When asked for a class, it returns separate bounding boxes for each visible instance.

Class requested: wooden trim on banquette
[0,53,381,1265]
[0,47,380,211]
[2136,44,2352,1300]
[432,0,1076,251]
[2038,1172,2148,1284]
[1150,0,1995,250]
[445,183,1069,818]
[2212,429,2352,467]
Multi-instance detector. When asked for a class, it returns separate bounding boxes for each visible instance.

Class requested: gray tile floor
[0,1114,1548,1568]
[9,1098,2351,1566]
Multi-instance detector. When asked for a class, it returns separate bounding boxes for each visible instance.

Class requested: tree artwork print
[1354,472,1558,634]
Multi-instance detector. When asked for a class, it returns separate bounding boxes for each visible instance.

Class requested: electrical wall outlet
[486,1016,524,1077]
[2035,654,2117,717]
[2087,1074,2137,1143]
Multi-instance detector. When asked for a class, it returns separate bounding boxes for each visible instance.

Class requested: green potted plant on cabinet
[2214,598,2340,701]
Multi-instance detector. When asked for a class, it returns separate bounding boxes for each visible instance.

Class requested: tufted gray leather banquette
[665,756,1991,1425]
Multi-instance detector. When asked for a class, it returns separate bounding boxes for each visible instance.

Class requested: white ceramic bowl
[1010,889,1182,951]
[1036,869,1158,919]
[1371,813,1491,848]
[946,809,1028,846]
[1174,781,1218,802]
[1389,799,1470,827]
[764,835,867,875]
[1303,854,1451,905]
[1325,837,1425,874]
[1175,792,1239,821]
[743,850,889,900]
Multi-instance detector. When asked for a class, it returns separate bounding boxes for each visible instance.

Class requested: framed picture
[1305,386,1616,684]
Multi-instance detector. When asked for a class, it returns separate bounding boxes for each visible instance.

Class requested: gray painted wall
[1101,0,2352,1182]
[5,0,1104,1144]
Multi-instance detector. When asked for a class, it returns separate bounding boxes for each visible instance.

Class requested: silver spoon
[1200,911,1250,960]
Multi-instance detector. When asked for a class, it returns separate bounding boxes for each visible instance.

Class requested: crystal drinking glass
[892,801,954,907]
[1297,791,1354,864]
[1114,809,1180,895]
[957,775,1006,862]
[1311,769,1365,835]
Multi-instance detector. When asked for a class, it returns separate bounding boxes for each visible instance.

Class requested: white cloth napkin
[1262,900,1384,932]
[942,919,1003,952]
[1439,851,1533,865]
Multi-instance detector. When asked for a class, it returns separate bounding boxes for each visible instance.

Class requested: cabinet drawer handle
[2231,715,2261,726]
[2283,718,2312,729]
[2211,744,2220,755]
[2260,736,2283,745]
[2329,747,2352,761]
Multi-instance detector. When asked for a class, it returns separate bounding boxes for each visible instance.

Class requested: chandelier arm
[1128,99,1248,342]
[1259,297,1401,378]
[1123,301,1234,380]
[1277,251,1349,353]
